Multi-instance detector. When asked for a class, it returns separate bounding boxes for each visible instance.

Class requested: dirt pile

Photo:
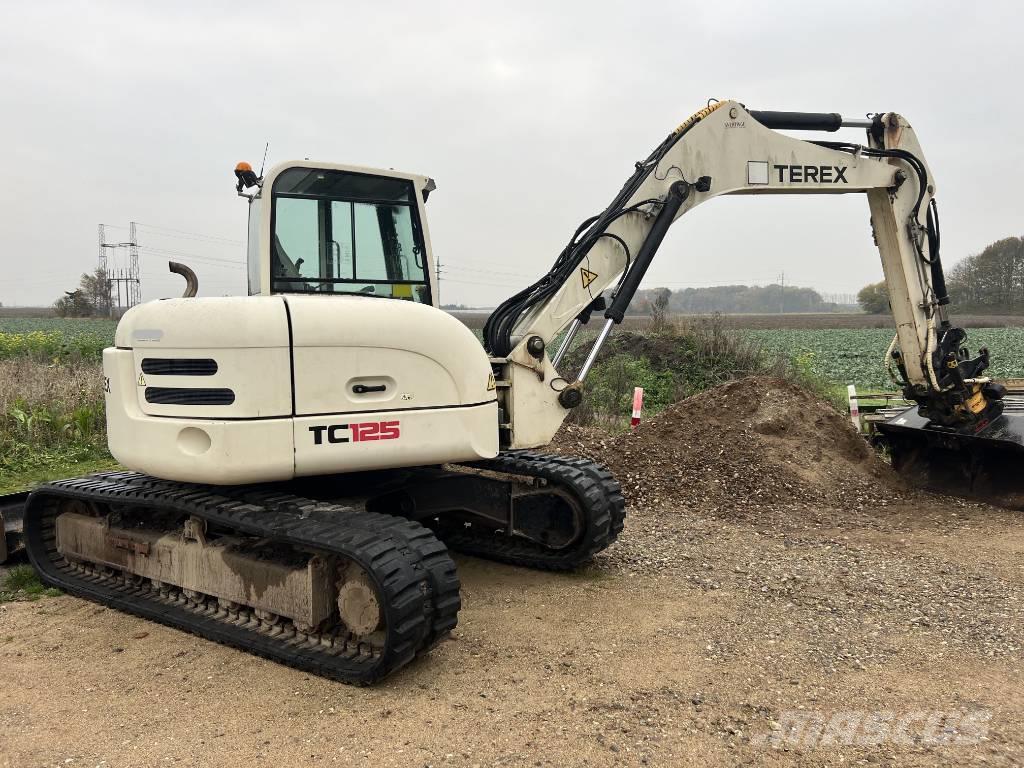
[552,376,903,515]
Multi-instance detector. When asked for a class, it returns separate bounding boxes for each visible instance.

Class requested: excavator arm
[486,100,1004,448]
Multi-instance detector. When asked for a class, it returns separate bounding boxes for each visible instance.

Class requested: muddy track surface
[2,377,1023,767]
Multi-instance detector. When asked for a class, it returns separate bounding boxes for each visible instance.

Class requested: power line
[439,279,512,289]
[135,222,243,246]
[442,263,536,280]
[0,276,85,287]
[137,246,245,266]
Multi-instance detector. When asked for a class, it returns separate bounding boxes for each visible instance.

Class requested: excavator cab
[238,162,438,305]
[78,160,499,485]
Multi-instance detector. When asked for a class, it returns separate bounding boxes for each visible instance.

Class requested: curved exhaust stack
[168,261,198,298]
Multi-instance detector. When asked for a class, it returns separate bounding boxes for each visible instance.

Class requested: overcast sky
[2,1,1022,308]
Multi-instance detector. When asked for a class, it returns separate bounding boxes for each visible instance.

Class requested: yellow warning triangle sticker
[138,373,146,387]
[580,268,599,289]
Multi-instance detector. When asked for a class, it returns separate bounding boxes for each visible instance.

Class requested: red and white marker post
[630,386,645,429]
[847,384,861,431]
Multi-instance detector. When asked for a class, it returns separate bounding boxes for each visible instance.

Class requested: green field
[3,315,1024,492]
[744,328,1024,390]
[5,316,1024,390]
[0,317,116,362]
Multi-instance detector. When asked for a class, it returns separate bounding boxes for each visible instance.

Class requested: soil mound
[551,376,901,514]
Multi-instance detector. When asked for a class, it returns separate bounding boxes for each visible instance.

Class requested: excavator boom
[486,100,1006,462]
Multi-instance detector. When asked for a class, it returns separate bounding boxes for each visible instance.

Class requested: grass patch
[0,565,61,603]
[781,350,850,412]
[0,358,112,491]
[0,453,120,495]
[560,315,814,429]
[0,325,112,489]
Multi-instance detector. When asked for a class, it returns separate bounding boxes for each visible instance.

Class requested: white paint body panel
[287,295,492,414]
[105,294,498,484]
[118,296,292,419]
[292,404,498,476]
[105,347,296,484]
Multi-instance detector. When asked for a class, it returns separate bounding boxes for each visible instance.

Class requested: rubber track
[441,451,626,570]
[512,451,627,541]
[99,472,462,655]
[216,484,461,652]
[23,472,460,684]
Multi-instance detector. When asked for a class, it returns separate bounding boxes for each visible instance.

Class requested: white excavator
[9,100,1015,682]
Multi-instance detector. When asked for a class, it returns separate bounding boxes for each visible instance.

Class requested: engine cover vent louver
[145,387,235,406]
[141,358,218,376]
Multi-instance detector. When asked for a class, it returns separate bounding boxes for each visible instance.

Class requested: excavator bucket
[876,406,1024,508]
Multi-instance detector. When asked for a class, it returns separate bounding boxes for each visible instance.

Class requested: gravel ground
[1,378,1022,766]
[2,496,1021,767]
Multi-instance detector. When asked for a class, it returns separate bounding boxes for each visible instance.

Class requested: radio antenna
[258,142,270,177]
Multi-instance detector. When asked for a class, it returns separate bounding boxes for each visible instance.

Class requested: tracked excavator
[5,100,1017,682]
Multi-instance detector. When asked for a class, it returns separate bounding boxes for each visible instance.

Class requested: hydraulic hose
[484,103,723,357]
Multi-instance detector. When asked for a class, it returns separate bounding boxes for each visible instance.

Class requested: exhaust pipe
[168,261,198,298]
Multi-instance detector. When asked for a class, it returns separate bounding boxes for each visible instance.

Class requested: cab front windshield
[271,167,431,303]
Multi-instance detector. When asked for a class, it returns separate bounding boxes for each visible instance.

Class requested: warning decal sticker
[580,268,599,289]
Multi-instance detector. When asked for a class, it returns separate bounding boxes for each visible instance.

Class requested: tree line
[858,236,1024,314]
[628,284,848,315]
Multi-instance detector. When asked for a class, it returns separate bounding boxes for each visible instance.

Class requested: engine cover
[104,295,498,483]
